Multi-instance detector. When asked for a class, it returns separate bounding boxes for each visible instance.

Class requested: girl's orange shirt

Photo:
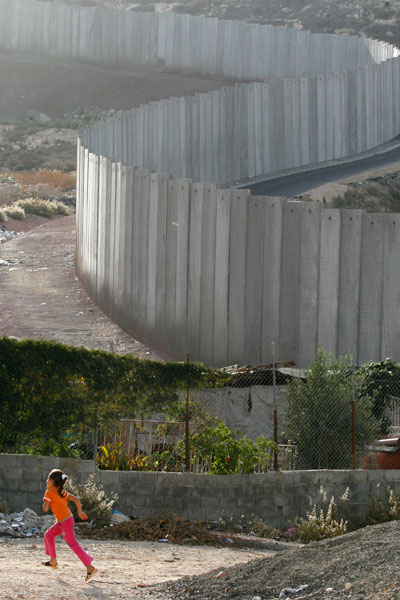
[43,487,72,522]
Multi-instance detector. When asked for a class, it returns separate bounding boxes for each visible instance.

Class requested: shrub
[16,198,71,218]
[284,347,380,469]
[66,474,117,526]
[358,359,400,435]
[296,494,347,543]
[0,209,7,223]
[359,485,400,528]
[4,205,25,220]
[0,337,228,455]
[187,415,276,474]
[10,170,76,191]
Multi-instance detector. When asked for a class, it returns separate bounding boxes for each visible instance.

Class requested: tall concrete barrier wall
[2,454,400,527]
[0,0,399,79]
[4,0,400,367]
[77,141,400,367]
[82,61,400,183]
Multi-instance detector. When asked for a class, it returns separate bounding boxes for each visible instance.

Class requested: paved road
[243,142,400,196]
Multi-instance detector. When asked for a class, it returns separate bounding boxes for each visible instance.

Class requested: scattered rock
[344,582,353,590]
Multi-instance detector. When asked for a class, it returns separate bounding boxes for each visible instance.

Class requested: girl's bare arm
[68,494,88,520]
[42,500,50,512]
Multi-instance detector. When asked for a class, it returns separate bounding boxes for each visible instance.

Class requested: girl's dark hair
[48,469,68,497]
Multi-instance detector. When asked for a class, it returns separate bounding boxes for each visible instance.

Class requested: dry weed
[8,170,76,191]
[4,206,25,220]
[16,198,72,218]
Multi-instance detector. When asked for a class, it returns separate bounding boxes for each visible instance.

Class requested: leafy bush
[187,415,276,474]
[66,474,117,526]
[4,205,25,220]
[358,359,400,434]
[15,198,71,218]
[0,208,7,223]
[284,347,380,469]
[0,337,229,455]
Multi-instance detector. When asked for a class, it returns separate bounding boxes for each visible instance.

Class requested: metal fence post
[93,411,99,472]
[185,352,190,472]
[351,352,356,469]
[272,342,278,471]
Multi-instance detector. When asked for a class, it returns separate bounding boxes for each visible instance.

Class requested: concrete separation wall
[82,66,400,183]
[0,0,398,79]
[4,0,400,368]
[76,147,400,367]
[1,454,399,528]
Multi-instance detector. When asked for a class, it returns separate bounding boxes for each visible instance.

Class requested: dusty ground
[3,521,400,600]
[0,215,162,357]
[0,536,274,600]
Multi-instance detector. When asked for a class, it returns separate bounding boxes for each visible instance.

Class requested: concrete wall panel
[227,190,249,365]
[213,189,231,366]
[297,203,321,368]
[358,214,385,364]
[337,210,363,362]
[244,196,265,365]
[317,209,341,355]
[381,215,400,360]
[198,184,217,363]
[261,198,284,364]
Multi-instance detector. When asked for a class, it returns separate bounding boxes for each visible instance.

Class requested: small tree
[358,358,400,435]
[284,348,380,469]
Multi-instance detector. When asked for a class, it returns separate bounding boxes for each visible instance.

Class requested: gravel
[158,520,400,600]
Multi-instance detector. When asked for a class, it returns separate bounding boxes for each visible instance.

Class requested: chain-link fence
[69,357,400,473]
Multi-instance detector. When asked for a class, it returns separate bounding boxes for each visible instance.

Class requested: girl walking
[42,469,98,583]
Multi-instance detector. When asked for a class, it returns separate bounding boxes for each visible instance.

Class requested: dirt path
[0,537,273,600]
[0,215,163,358]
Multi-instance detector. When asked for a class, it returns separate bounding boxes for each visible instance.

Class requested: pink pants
[44,516,93,567]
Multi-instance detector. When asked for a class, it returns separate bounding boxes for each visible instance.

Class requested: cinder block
[78,462,96,475]
[99,470,120,484]
[367,470,387,482]
[23,480,39,493]
[21,468,42,481]
[0,455,19,468]
[5,468,23,480]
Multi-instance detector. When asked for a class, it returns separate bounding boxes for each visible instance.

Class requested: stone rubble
[0,508,54,538]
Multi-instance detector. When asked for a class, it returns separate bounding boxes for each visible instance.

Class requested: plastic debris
[279,585,309,598]
[110,509,130,524]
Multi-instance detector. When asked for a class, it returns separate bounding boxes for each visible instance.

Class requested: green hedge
[0,337,229,455]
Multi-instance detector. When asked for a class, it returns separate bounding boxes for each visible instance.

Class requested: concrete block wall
[76,151,400,367]
[1,455,400,528]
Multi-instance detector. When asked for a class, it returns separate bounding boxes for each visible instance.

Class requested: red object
[226,456,230,461]
[362,436,400,469]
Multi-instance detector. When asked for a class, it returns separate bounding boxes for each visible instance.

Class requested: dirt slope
[161,520,400,600]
